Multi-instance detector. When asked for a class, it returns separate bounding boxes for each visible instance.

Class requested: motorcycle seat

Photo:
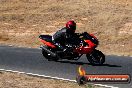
[39,35,53,42]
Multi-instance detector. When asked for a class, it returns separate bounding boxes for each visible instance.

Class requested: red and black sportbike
[39,32,105,65]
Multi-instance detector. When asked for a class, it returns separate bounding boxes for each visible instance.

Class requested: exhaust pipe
[40,46,57,57]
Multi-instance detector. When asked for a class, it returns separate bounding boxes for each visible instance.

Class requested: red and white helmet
[66,20,76,33]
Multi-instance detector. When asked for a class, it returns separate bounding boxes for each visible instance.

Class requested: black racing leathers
[52,27,80,50]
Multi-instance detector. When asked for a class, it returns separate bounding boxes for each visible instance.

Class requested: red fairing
[74,40,96,54]
[89,33,97,40]
[40,39,56,48]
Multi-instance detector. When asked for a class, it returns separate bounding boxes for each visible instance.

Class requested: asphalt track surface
[0,45,132,88]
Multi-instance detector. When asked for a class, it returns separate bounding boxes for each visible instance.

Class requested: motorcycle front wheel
[86,50,105,65]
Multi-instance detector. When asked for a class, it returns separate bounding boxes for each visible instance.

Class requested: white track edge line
[0,69,119,88]
[94,84,118,88]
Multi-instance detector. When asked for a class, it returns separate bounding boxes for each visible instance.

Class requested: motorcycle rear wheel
[86,50,105,65]
[42,47,58,61]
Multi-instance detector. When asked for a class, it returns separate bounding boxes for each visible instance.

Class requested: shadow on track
[55,60,121,67]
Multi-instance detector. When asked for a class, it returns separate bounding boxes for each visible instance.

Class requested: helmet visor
[69,25,76,30]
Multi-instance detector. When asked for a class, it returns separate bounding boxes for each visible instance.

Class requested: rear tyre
[86,50,105,65]
[42,46,58,61]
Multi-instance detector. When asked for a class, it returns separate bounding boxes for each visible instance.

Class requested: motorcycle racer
[39,26,105,64]
[52,20,80,52]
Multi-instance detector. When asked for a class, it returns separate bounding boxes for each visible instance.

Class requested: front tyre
[86,50,105,65]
